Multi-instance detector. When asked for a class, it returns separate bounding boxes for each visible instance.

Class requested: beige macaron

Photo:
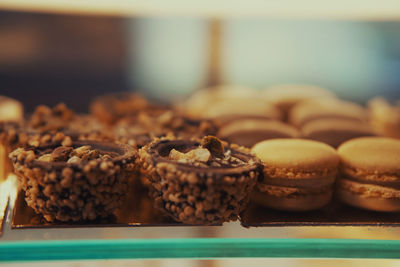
[368,97,400,139]
[263,84,335,117]
[203,98,282,126]
[289,98,368,127]
[179,85,260,118]
[337,137,400,212]
[251,139,339,211]
[301,118,376,148]
[218,119,299,148]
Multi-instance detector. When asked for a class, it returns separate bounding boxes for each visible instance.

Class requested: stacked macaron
[218,119,299,149]
[368,97,400,139]
[262,84,335,120]
[336,137,400,212]
[180,85,302,149]
[251,139,340,211]
[288,98,376,148]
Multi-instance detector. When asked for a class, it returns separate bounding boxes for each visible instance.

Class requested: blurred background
[1,10,400,112]
[1,5,400,266]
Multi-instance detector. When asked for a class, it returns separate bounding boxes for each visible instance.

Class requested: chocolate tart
[139,137,261,225]
[115,112,218,149]
[9,140,137,222]
[90,92,153,125]
[9,104,112,149]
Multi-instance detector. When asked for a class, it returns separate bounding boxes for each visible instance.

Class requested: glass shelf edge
[1,238,400,261]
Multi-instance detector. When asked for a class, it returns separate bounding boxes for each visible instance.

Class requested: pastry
[336,137,400,212]
[202,98,282,126]
[10,104,112,149]
[90,92,162,125]
[251,139,339,211]
[301,118,376,148]
[263,84,335,118]
[218,119,299,148]
[139,136,261,224]
[115,110,218,149]
[10,140,137,222]
[179,85,260,117]
[368,97,400,139]
[289,98,368,127]
[0,96,23,181]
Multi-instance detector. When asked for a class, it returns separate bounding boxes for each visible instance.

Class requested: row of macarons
[251,136,400,213]
[178,85,400,149]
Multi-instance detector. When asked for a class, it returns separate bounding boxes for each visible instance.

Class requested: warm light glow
[0,175,18,214]
[0,0,400,20]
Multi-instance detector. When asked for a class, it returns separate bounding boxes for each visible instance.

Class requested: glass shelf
[2,176,400,261]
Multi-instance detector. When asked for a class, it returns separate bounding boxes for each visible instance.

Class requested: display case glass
[1,2,400,262]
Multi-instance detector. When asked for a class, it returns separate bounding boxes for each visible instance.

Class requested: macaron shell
[263,84,335,106]
[178,85,257,117]
[368,97,400,139]
[252,139,339,178]
[338,137,400,177]
[289,98,367,127]
[337,179,400,212]
[302,119,376,148]
[218,119,299,148]
[252,188,333,212]
[203,98,282,120]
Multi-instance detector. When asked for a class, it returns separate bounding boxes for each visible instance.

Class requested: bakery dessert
[0,96,24,181]
[301,118,376,148]
[180,85,282,124]
[289,98,368,127]
[202,98,282,126]
[10,140,137,222]
[251,139,339,211]
[218,119,299,148]
[179,85,260,118]
[337,137,400,212]
[368,97,400,139]
[10,104,112,149]
[90,92,162,125]
[139,136,261,224]
[28,103,75,132]
[263,84,336,119]
[115,110,218,149]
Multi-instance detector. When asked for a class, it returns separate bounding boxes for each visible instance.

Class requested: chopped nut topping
[169,148,211,163]
[50,146,73,162]
[201,136,224,158]
[67,156,81,164]
[38,154,52,162]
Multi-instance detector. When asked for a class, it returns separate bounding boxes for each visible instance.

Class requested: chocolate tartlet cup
[139,139,261,225]
[10,141,137,222]
[90,92,150,125]
[115,112,218,149]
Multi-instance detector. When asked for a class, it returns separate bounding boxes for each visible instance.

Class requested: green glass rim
[1,238,400,261]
